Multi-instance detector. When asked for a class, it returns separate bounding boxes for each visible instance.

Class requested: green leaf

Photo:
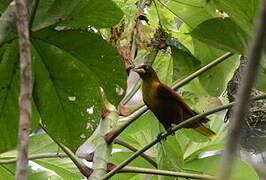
[63,0,124,29]
[34,158,83,179]
[30,29,126,151]
[0,163,63,180]
[0,133,59,159]
[156,136,184,173]
[0,0,12,13]
[166,38,201,80]
[33,29,126,104]
[182,155,259,180]
[32,39,101,151]
[193,40,240,97]
[32,0,82,31]
[213,0,261,35]
[190,17,249,54]
[255,55,266,92]
[0,41,20,153]
[166,0,215,28]
[183,115,226,161]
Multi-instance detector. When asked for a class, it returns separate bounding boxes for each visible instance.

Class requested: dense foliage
[0,0,264,179]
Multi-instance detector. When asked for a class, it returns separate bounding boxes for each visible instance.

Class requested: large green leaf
[166,0,215,28]
[32,0,123,31]
[29,29,125,151]
[182,155,258,180]
[32,39,101,151]
[32,0,81,31]
[193,40,240,97]
[63,0,124,29]
[213,0,261,35]
[0,41,20,153]
[191,17,249,55]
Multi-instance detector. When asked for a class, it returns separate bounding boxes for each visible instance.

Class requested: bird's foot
[167,127,175,136]
[156,132,167,142]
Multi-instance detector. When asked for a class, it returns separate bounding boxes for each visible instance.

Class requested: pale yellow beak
[132,67,146,74]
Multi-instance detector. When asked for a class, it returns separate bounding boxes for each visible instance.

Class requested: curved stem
[102,94,266,180]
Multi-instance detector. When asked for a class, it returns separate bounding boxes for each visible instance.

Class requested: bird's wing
[157,84,197,116]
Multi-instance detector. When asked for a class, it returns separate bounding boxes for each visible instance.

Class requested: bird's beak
[132,67,145,74]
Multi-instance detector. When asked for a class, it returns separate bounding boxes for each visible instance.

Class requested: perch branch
[102,94,266,179]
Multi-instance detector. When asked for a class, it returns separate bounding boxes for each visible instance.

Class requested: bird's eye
[144,65,149,71]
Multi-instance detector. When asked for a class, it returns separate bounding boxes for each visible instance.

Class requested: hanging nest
[226,57,266,153]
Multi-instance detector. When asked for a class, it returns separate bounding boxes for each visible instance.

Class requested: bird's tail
[194,124,218,138]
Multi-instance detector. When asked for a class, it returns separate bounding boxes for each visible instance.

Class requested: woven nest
[226,57,266,153]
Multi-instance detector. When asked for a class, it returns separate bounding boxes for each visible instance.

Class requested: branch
[114,139,157,168]
[219,1,266,179]
[119,166,217,180]
[105,52,234,143]
[101,94,266,180]
[15,0,33,179]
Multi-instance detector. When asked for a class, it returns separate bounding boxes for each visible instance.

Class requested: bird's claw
[167,127,175,136]
[156,132,167,142]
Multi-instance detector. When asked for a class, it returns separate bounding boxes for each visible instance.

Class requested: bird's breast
[142,81,161,110]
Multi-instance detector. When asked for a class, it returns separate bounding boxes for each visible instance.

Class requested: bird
[132,65,217,138]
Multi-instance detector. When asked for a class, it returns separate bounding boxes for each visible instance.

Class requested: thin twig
[15,0,32,179]
[101,94,266,179]
[114,139,157,168]
[219,1,266,179]
[119,166,217,180]
[105,52,234,143]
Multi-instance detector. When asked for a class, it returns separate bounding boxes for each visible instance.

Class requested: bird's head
[132,65,159,82]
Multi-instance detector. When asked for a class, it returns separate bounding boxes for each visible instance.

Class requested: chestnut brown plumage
[133,65,217,138]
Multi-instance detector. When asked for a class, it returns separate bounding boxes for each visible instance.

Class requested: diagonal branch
[219,1,266,179]
[105,52,234,144]
[101,94,266,179]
